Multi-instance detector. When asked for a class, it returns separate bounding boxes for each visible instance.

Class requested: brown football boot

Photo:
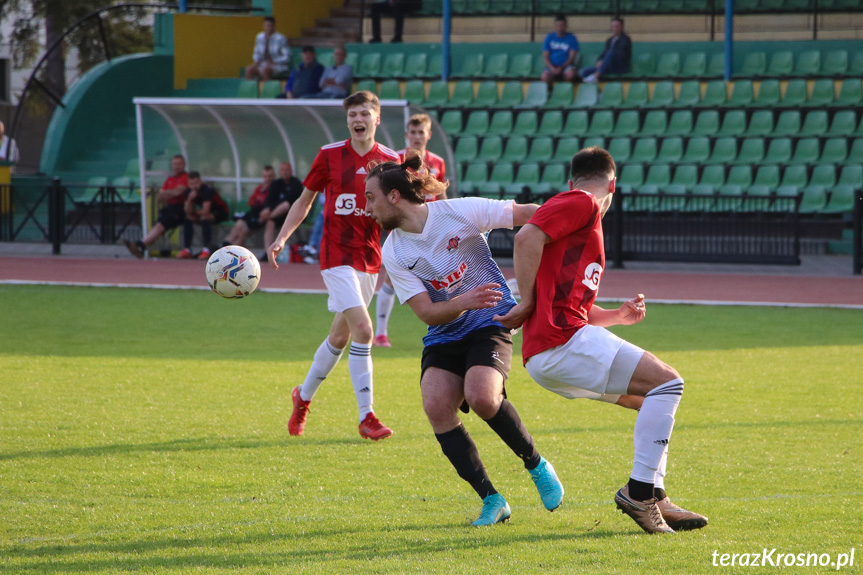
[614,484,675,534]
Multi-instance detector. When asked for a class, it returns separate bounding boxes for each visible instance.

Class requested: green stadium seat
[515,162,541,184]
[744,110,774,137]
[553,136,581,163]
[608,137,632,164]
[472,182,502,198]
[773,110,801,137]
[822,50,848,76]
[497,82,524,108]
[809,164,837,188]
[681,136,710,164]
[754,79,781,106]
[612,110,640,137]
[427,53,443,78]
[639,110,667,137]
[440,110,464,135]
[807,79,835,107]
[753,165,780,189]
[821,184,855,214]
[356,79,377,93]
[424,80,449,107]
[75,176,109,203]
[541,164,568,190]
[826,110,857,137]
[655,53,681,77]
[798,187,827,213]
[717,110,747,137]
[508,53,534,78]
[726,165,753,188]
[527,136,555,163]
[780,165,809,188]
[835,79,862,107]
[707,53,725,77]
[767,51,793,76]
[631,138,658,164]
[681,52,707,77]
[404,53,428,78]
[838,164,863,188]
[646,81,675,108]
[460,161,490,187]
[817,138,848,164]
[793,50,821,76]
[799,110,828,137]
[699,80,727,107]
[727,80,755,107]
[741,52,767,77]
[764,138,793,164]
[850,51,863,76]
[403,80,425,104]
[380,53,405,78]
[472,81,498,108]
[698,166,726,191]
[645,164,672,188]
[623,82,649,108]
[512,111,539,136]
[564,110,589,135]
[502,136,529,162]
[598,83,624,108]
[519,82,548,108]
[790,138,819,165]
[585,110,614,137]
[633,184,661,211]
[237,80,258,98]
[660,183,689,211]
[454,136,479,163]
[379,80,401,99]
[671,164,699,188]
[781,79,808,107]
[855,115,863,137]
[545,83,574,108]
[490,162,515,185]
[705,137,737,165]
[345,52,359,70]
[454,53,484,78]
[845,138,863,165]
[733,138,765,165]
[617,164,644,193]
[487,111,514,136]
[260,80,283,98]
[358,52,382,77]
[666,110,694,136]
[480,53,509,78]
[445,80,474,108]
[477,136,504,162]
[692,110,720,136]
[657,137,684,163]
[632,53,656,77]
[537,110,564,136]
[569,83,598,108]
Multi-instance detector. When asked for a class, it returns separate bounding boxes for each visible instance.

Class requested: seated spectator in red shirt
[125,155,189,258]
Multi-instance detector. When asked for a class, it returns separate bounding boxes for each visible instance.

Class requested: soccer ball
[205,246,261,298]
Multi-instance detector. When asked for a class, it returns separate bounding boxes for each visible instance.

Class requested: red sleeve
[528,192,596,243]
[303,149,330,192]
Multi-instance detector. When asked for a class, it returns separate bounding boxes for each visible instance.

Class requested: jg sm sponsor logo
[334,193,370,217]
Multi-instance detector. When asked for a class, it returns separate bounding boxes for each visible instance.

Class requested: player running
[267,91,398,441]
[363,152,564,526]
[374,113,448,348]
[494,146,708,534]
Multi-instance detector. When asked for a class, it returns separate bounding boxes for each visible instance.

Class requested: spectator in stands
[579,17,632,84]
[301,195,326,264]
[180,172,229,260]
[280,46,325,99]
[125,155,189,259]
[245,16,291,81]
[368,0,422,44]
[541,14,580,84]
[222,165,276,250]
[0,121,19,172]
[263,161,305,259]
[309,46,353,100]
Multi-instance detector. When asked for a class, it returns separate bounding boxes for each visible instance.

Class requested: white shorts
[321,266,378,313]
[525,324,644,404]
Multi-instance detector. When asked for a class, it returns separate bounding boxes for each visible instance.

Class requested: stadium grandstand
[1,0,861,271]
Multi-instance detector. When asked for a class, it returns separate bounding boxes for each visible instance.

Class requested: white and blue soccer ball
[205,245,261,299]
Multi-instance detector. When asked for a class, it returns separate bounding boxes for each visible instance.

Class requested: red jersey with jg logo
[304,139,400,273]
[521,189,605,363]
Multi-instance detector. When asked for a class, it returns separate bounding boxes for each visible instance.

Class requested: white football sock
[631,378,684,484]
[375,284,395,337]
[349,342,374,422]
[299,338,344,402]
[655,446,668,491]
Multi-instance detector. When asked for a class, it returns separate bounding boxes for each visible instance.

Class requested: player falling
[267,91,398,441]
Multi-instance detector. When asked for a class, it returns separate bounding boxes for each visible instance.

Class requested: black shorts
[238,208,265,230]
[157,204,186,229]
[421,326,513,383]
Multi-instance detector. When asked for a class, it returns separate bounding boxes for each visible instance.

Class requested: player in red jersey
[267,91,398,441]
[125,154,188,258]
[494,146,708,534]
[374,113,448,348]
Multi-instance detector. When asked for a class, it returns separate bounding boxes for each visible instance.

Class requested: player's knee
[327,333,350,349]
[350,321,374,343]
[463,390,499,419]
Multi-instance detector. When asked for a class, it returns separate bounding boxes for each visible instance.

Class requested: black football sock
[435,424,497,499]
[628,478,655,502]
[654,487,667,500]
[483,399,542,470]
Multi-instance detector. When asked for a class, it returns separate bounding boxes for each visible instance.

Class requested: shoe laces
[646,499,667,528]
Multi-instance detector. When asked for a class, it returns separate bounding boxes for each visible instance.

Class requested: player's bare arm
[493,223,547,329]
[269,200,291,219]
[407,283,503,326]
[511,203,540,227]
[587,294,646,327]
[158,185,185,203]
[268,187,318,269]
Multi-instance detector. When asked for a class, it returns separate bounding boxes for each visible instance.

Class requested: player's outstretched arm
[511,203,540,227]
[493,223,547,329]
[267,188,318,270]
[407,283,503,326]
[588,294,646,327]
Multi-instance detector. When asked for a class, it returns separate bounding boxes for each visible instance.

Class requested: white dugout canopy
[131,97,457,224]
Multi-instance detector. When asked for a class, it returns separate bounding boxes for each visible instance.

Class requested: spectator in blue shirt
[579,17,632,83]
[281,46,324,99]
[541,15,580,84]
[308,46,354,99]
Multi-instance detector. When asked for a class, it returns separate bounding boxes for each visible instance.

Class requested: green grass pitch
[1,285,861,574]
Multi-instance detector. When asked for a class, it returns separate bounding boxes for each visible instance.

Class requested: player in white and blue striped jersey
[364,152,564,527]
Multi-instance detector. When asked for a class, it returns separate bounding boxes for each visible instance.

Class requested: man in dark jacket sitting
[281,46,324,99]
[579,17,632,83]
